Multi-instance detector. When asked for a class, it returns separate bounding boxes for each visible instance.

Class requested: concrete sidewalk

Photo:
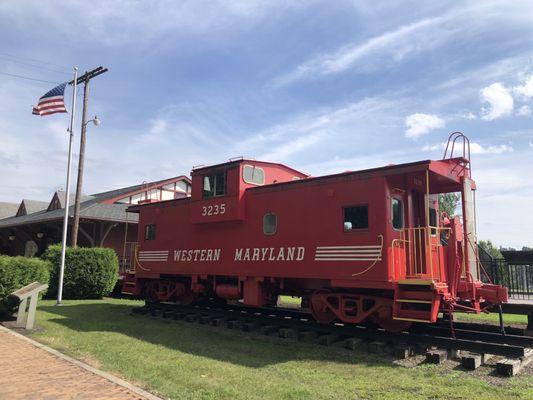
[0,325,162,400]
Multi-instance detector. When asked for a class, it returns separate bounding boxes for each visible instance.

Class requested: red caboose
[123,133,507,331]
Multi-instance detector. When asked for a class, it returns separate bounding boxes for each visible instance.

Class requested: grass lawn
[455,312,528,326]
[30,298,532,400]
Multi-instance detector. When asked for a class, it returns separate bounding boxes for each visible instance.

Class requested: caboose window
[203,171,227,198]
[243,165,265,185]
[263,213,277,235]
[145,224,156,240]
[429,208,438,235]
[392,198,404,230]
[343,206,368,231]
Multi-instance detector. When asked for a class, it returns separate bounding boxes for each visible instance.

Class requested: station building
[0,176,191,272]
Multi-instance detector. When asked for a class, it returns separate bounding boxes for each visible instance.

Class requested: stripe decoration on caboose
[32,82,68,116]
[314,245,382,262]
[138,250,169,262]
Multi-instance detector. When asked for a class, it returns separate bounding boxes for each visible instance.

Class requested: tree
[478,240,503,259]
[438,193,460,216]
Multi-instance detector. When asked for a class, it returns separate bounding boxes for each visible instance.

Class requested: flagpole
[56,67,78,305]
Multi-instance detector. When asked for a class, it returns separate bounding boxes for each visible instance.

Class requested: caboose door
[409,190,429,277]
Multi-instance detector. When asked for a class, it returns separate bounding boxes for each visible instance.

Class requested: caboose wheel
[177,290,198,306]
[373,306,412,332]
[145,281,178,302]
[310,288,336,324]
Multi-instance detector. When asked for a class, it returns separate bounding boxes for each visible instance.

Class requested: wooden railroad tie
[461,352,493,370]
[259,325,279,335]
[425,349,448,364]
[497,348,533,376]
[318,334,341,346]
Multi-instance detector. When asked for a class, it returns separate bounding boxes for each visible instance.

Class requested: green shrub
[43,245,118,299]
[0,255,51,317]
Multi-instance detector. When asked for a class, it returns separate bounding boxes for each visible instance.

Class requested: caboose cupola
[189,158,307,223]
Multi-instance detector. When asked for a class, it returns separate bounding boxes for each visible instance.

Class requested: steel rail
[435,319,525,336]
[140,301,528,358]
[411,325,533,348]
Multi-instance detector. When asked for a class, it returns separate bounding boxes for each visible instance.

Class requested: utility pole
[71,66,108,247]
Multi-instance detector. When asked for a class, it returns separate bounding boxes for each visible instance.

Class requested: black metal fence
[481,258,533,300]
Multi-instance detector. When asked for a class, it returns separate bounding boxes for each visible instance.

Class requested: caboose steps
[121,273,139,295]
[393,281,441,323]
[395,299,432,304]
[397,279,433,286]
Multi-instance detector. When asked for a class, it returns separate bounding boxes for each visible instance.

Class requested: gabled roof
[0,202,19,220]
[0,175,190,229]
[49,191,94,211]
[16,199,49,216]
[93,175,191,204]
[0,197,139,228]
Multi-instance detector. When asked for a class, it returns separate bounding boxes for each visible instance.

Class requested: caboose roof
[128,157,469,214]
[190,158,308,178]
[247,157,469,194]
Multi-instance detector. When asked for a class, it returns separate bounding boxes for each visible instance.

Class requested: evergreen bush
[0,255,51,317]
[43,245,118,299]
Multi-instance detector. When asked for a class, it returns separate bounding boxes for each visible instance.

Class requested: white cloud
[236,97,398,158]
[462,112,477,120]
[513,75,533,98]
[404,113,444,139]
[469,143,513,155]
[149,118,168,135]
[516,105,531,116]
[259,132,325,161]
[273,16,449,86]
[421,142,513,155]
[273,2,533,87]
[479,83,514,120]
[0,0,311,47]
[421,143,445,152]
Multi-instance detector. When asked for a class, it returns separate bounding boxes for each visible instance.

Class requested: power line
[0,55,68,75]
[0,71,61,84]
[0,52,71,71]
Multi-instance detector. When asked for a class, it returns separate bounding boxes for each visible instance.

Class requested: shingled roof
[0,175,190,229]
[0,196,138,228]
[92,175,190,203]
[0,202,19,220]
[16,199,49,216]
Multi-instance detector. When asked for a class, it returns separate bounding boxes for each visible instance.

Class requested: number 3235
[202,204,226,216]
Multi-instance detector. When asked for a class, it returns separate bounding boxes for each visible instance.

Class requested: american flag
[32,82,68,116]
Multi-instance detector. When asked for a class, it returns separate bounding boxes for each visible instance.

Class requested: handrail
[392,227,451,281]
[443,131,471,160]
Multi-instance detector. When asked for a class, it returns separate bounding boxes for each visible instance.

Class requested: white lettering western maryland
[234,247,305,262]
[172,247,305,262]
[174,249,221,262]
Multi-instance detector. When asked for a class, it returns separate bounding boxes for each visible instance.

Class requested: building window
[392,198,404,230]
[243,165,265,185]
[203,171,227,198]
[263,213,277,235]
[344,206,368,231]
[145,224,156,240]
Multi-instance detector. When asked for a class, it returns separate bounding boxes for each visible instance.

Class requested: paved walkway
[0,325,162,400]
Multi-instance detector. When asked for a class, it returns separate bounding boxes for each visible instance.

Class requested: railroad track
[132,301,533,376]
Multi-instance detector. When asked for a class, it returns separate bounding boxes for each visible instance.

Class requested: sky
[0,0,532,248]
